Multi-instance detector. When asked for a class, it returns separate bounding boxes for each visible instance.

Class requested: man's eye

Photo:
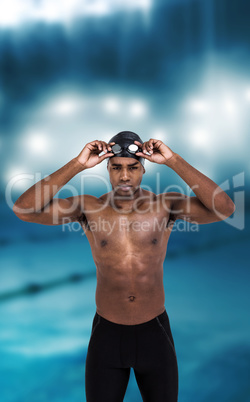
[112,167,137,170]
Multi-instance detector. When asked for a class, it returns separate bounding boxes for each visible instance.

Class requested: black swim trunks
[85,309,178,402]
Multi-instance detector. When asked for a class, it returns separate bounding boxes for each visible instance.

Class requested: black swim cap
[107,131,145,166]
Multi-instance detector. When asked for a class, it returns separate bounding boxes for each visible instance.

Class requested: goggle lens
[111,144,122,154]
[127,144,139,153]
[110,143,141,154]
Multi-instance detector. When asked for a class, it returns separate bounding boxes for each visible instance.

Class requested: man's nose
[120,169,130,181]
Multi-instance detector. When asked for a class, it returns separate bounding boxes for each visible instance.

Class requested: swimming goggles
[110,143,142,155]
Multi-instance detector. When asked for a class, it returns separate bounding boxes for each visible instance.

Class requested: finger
[100,141,109,152]
[98,152,114,162]
[98,140,106,152]
[148,138,155,149]
[153,139,163,148]
[140,142,147,154]
[135,152,152,161]
[133,140,145,153]
[89,140,100,148]
[89,140,102,151]
[107,141,115,152]
[134,140,143,147]
[105,141,116,152]
[100,141,108,153]
[145,141,153,154]
[106,141,115,152]
[148,139,160,153]
[134,140,150,154]
[141,141,151,155]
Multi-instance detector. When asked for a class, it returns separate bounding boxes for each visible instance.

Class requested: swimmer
[13,131,235,401]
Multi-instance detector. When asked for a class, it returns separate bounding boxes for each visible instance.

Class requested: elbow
[13,201,39,222]
[13,202,21,217]
[214,195,236,218]
[13,202,30,221]
[223,201,236,218]
[14,214,27,222]
[13,209,25,221]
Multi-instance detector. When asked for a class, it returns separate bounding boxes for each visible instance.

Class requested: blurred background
[0,0,249,401]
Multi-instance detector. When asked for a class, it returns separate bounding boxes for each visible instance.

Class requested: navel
[128,296,136,302]
[100,240,107,247]
[152,238,158,244]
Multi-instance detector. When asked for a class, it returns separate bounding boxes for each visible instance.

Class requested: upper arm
[14,196,85,226]
[165,192,232,225]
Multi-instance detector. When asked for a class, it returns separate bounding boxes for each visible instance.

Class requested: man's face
[107,157,145,196]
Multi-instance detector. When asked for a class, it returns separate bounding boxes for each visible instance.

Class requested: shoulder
[99,192,111,201]
[67,194,103,214]
[158,192,187,223]
[142,189,157,200]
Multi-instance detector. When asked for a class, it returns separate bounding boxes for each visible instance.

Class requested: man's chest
[81,208,171,246]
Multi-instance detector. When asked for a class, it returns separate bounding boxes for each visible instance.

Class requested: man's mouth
[118,185,132,191]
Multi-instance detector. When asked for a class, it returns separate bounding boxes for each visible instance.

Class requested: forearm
[165,154,235,213]
[13,158,84,214]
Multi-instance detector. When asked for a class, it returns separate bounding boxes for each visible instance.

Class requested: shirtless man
[13,131,235,402]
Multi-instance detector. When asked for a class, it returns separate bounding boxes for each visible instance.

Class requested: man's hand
[76,140,115,169]
[134,139,176,165]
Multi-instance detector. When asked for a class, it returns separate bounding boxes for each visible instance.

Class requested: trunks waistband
[95,309,169,329]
